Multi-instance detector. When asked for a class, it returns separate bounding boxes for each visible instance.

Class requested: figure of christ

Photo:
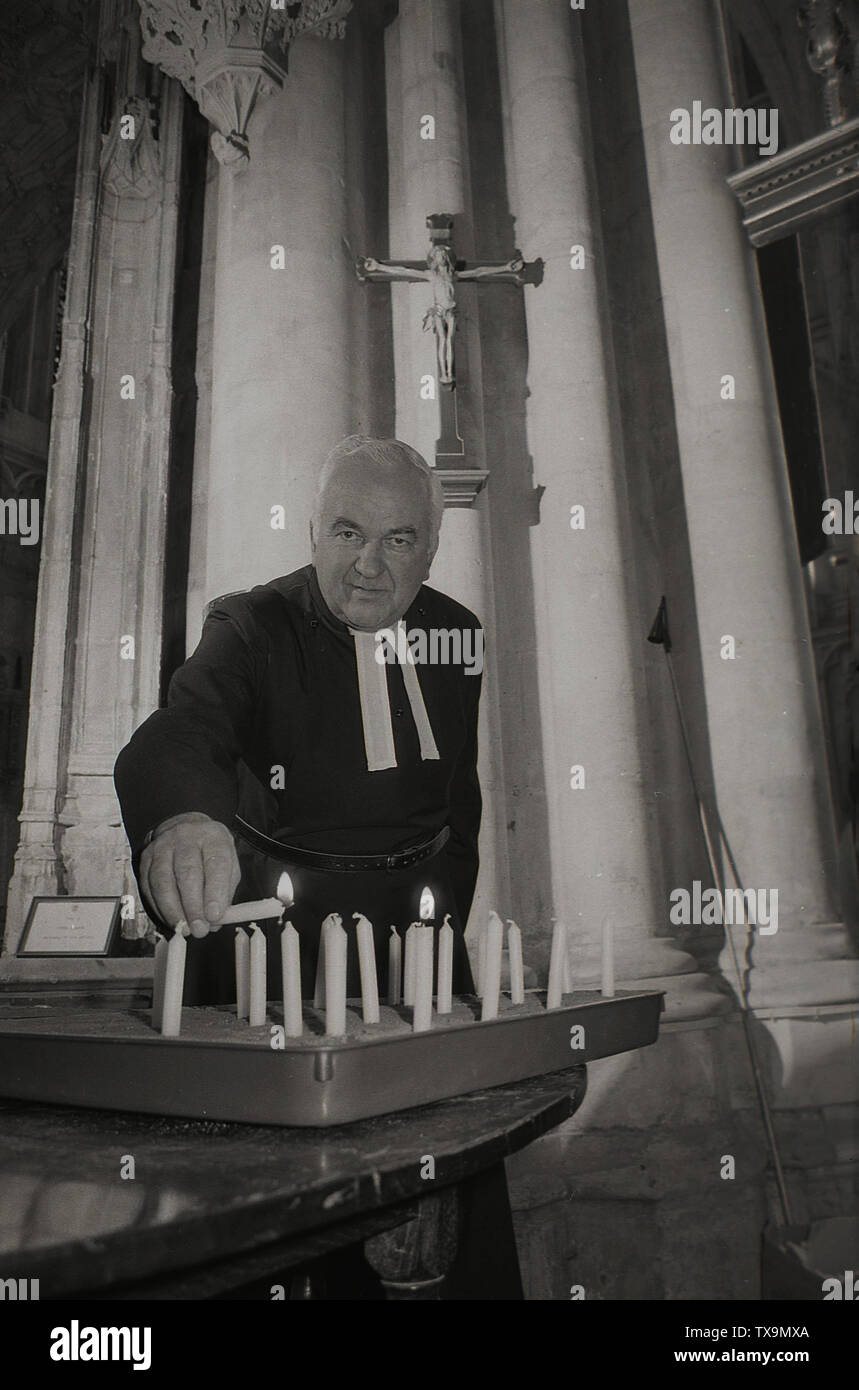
[359,246,525,388]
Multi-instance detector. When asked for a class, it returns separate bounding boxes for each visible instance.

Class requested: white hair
[312,435,444,552]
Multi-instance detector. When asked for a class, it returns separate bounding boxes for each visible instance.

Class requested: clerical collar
[305,567,438,771]
[349,623,440,772]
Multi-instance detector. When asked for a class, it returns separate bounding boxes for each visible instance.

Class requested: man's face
[311,455,437,631]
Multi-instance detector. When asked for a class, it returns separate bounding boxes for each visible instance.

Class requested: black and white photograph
[0,0,857,1353]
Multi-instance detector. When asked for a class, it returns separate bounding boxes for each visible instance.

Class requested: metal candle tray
[0,990,663,1127]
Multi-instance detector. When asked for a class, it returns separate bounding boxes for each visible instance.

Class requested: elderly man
[114,435,482,1004]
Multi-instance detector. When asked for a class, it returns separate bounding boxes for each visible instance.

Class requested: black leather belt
[232,816,450,873]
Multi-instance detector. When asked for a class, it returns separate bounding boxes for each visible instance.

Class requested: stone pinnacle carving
[101,94,161,198]
[798,0,859,127]
[136,0,352,163]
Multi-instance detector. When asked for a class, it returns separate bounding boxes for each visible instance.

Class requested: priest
[114,435,482,1004]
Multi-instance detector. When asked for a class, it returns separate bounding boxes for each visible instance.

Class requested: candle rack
[0,990,662,1127]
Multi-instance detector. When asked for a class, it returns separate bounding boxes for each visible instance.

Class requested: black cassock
[115,565,481,1004]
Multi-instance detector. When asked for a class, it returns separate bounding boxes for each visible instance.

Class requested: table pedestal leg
[364,1189,460,1300]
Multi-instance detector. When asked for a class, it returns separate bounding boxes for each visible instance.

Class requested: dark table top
[0,1067,587,1297]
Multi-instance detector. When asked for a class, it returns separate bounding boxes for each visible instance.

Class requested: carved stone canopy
[136,0,351,164]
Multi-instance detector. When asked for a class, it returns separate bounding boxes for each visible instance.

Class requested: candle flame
[276,871,294,906]
[419,886,434,921]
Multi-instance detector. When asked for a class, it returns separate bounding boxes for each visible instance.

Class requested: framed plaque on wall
[17,898,121,958]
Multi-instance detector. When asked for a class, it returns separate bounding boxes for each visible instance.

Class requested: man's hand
[140,813,240,938]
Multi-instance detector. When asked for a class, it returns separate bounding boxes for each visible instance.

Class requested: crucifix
[357,213,541,465]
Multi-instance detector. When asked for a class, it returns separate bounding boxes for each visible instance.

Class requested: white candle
[249,924,267,1026]
[387,926,402,1006]
[412,925,434,1032]
[313,917,330,1010]
[221,896,286,924]
[280,921,303,1036]
[562,941,574,995]
[546,917,566,1009]
[437,913,454,1015]
[161,923,188,1037]
[403,923,418,1005]
[324,913,347,1036]
[601,920,615,997]
[354,913,380,1024]
[235,927,250,1021]
[506,918,525,1005]
[476,920,487,998]
[480,912,504,1021]
[151,932,168,1030]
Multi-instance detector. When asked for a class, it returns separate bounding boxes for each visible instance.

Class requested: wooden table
[0,1067,587,1300]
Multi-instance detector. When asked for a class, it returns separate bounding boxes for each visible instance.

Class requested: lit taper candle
[221,870,294,926]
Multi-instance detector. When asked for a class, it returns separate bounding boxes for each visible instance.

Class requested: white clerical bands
[350,623,440,772]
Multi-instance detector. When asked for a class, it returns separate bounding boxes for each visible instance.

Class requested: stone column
[628,0,859,1008]
[60,79,186,905]
[3,9,185,955]
[385,0,510,926]
[2,63,105,956]
[202,32,356,601]
[185,146,219,651]
[138,1,356,602]
[494,0,712,1012]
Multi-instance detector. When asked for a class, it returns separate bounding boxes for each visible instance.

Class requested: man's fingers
[172,845,208,935]
[201,841,240,926]
[141,820,238,937]
[145,848,188,933]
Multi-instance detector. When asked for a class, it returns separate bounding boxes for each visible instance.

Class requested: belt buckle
[386,852,399,873]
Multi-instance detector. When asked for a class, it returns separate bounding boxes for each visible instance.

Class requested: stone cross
[357,213,541,464]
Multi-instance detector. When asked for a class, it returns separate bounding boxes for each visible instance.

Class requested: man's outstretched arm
[114,601,264,936]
